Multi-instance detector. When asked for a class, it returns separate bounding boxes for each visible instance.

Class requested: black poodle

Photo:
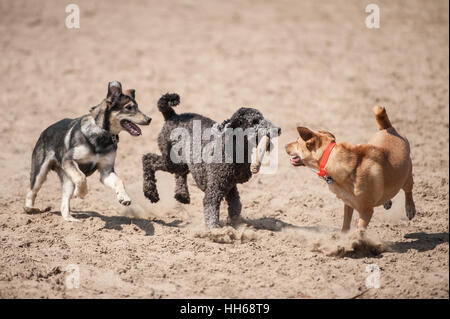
[142,93,281,228]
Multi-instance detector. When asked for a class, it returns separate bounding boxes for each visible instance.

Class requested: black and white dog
[24,81,151,221]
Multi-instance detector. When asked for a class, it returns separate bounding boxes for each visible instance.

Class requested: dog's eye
[125,105,133,111]
[252,119,259,125]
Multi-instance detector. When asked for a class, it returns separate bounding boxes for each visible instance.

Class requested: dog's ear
[124,89,135,99]
[297,127,319,151]
[318,130,336,141]
[89,104,102,118]
[216,118,231,131]
[106,81,122,105]
[297,127,315,141]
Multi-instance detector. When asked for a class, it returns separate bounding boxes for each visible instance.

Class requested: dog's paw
[144,191,160,203]
[205,218,221,229]
[63,214,80,222]
[119,199,131,206]
[405,202,416,220]
[24,206,52,214]
[117,193,132,206]
[227,215,243,227]
[383,200,392,210]
[24,206,41,214]
[175,193,190,204]
[74,180,88,199]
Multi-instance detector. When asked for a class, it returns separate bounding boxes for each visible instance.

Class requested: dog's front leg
[174,173,190,204]
[342,204,354,232]
[357,208,374,229]
[203,189,223,229]
[100,168,131,206]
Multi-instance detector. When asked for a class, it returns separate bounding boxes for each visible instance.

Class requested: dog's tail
[158,93,180,121]
[373,106,392,130]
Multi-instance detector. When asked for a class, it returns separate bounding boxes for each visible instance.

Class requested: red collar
[318,142,336,178]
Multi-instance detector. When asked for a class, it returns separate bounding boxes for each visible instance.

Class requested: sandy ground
[0,0,448,299]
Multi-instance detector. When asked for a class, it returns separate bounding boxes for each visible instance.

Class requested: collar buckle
[111,134,119,145]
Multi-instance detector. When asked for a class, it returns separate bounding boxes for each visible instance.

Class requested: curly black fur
[157,93,180,120]
[143,93,281,228]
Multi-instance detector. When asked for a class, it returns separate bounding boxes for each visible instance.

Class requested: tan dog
[285,106,416,231]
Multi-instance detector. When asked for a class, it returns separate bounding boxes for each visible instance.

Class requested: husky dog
[24,81,151,221]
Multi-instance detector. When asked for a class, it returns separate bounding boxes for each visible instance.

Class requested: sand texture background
[0,0,448,298]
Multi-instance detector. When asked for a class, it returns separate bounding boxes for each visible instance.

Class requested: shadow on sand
[390,232,449,253]
[51,210,183,236]
[241,217,338,233]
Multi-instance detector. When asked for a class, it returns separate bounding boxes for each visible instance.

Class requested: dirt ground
[0,0,448,299]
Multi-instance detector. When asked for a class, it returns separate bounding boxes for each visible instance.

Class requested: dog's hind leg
[225,186,242,224]
[403,168,416,220]
[174,173,190,204]
[62,159,87,199]
[24,154,54,214]
[56,169,79,222]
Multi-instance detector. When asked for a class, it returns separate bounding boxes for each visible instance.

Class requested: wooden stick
[250,135,270,174]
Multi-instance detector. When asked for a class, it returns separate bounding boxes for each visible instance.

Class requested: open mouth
[289,156,304,166]
[120,120,141,136]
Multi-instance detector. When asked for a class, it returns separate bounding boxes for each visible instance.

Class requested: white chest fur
[72,145,115,167]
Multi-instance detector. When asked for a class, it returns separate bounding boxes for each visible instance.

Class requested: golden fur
[285,106,416,231]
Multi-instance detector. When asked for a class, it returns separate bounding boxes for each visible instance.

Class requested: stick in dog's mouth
[121,120,142,136]
[250,135,271,174]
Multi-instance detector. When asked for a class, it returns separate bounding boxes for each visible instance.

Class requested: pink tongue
[123,121,141,136]
[290,157,301,164]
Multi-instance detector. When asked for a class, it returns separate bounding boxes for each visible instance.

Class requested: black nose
[146,117,152,125]
[277,127,282,135]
